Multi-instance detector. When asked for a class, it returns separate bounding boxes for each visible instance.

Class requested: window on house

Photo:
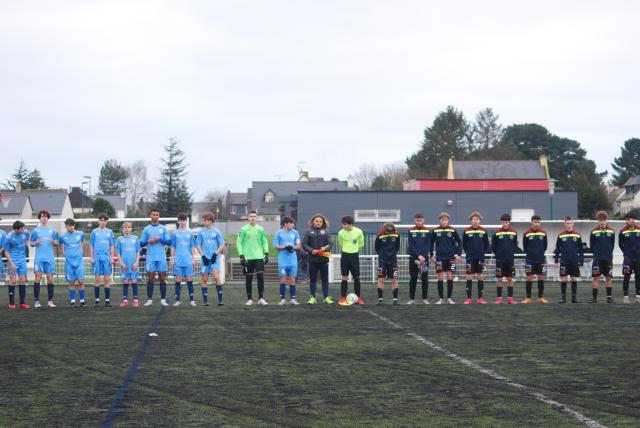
[264,191,275,203]
[354,209,401,222]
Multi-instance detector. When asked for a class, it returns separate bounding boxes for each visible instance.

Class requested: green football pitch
[1,281,639,427]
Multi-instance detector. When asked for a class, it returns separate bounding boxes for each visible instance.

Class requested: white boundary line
[362,309,607,428]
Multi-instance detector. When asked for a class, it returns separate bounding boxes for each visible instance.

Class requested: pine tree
[153,138,193,216]
[406,106,471,178]
[98,159,128,195]
[610,138,640,186]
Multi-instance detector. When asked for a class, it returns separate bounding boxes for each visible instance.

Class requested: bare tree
[351,163,378,190]
[204,189,228,219]
[380,162,409,190]
[125,160,153,215]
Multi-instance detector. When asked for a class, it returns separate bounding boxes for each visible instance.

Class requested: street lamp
[547,179,557,220]
[83,176,92,197]
[81,181,89,215]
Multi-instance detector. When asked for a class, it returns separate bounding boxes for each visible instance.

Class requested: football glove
[201,255,210,266]
[210,253,217,264]
[240,255,247,266]
[285,245,294,253]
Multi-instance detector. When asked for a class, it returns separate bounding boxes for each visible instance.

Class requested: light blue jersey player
[0,227,6,286]
[195,212,226,306]
[115,222,141,308]
[30,210,59,308]
[59,218,86,306]
[171,213,197,307]
[89,213,115,306]
[140,209,171,306]
[4,221,30,309]
[273,217,301,305]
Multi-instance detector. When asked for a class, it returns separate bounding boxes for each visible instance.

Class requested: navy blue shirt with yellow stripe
[589,226,615,261]
[407,226,431,260]
[554,230,584,265]
[619,225,640,259]
[492,227,518,263]
[462,226,490,261]
[375,229,400,264]
[523,228,547,263]
[430,226,462,260]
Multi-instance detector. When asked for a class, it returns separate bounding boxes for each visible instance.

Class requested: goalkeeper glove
[285,245,294,253]
[210,253,217,264]
[201,255,210,266]
[240,255,247,266]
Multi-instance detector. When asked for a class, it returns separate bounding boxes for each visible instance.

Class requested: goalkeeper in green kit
[236,211,270,305]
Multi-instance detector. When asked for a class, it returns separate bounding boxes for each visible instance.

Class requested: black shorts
[592,260,612,278]
[495,261,515,278]
[244,259,265,275]
[340,253,360,278]
[436,258,456,273]
[377,263,398,279]
[525,262,546,276]
[559,263,581,278]
[623,259,640,276]
[466,259,485,275]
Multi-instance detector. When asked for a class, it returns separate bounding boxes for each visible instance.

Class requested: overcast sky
[1,1,639,199]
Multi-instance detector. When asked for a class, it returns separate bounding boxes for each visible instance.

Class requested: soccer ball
[346,293,358,305]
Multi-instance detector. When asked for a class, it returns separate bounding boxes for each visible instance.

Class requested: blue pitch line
[101,306,166,428]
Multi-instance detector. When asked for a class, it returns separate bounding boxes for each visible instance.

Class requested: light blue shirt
[115,235,141,268]
[195,227,225,257]
[140,223,170,262]
[30,226,58,263]
[59,231,85,268]
[4,230,29,265]
[90,228,115,259]
[273,229,300,266]
[171,229,195,267]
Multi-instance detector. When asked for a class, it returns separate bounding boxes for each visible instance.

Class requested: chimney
[15,181,22,192]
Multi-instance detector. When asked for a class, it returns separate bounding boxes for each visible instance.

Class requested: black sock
[606,287,612,297]
[421,275,429,299]
[47,283,54,301]
[34,282,40,301]
[561,282,567,297]
[393,288,398,299]
[525,281,532,298]
[257,274,265,299]
[377,288,383,299]
[105,288,111,301]
[437,280,444,298]
[497,286,503,297]
[147,281,154,299]
[537,280,545,298]
[354,278,361,297]
[159,283,167,299]
[409,281,416,300]
[19,284,26,304]
[507,286,514,298]
[8,285,15,305]
[478,281,484,298]
[592,288,598,299]
[571,281,577,297]
[623,276,630,296]
[447,280,454,298]
[245,275,253,299]
[341,280,348,298]
[466,280,472,298]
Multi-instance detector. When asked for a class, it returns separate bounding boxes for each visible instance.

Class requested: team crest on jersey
[320,230,326,235]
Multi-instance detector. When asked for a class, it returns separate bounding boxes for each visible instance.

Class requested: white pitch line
[363,309,606,428]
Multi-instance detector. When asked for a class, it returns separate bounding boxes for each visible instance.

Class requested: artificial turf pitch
[1,281,639,427]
